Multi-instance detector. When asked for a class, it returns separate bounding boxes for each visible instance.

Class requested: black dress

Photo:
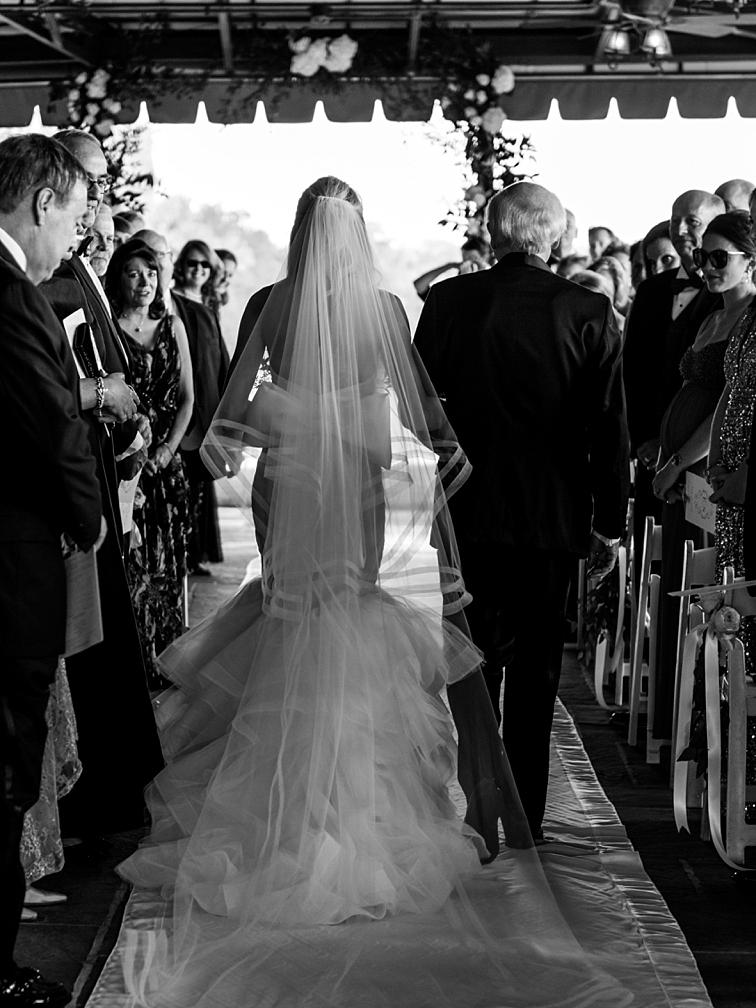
[653,339,728,744]
[126,315,191,689]
[172,292,229,566]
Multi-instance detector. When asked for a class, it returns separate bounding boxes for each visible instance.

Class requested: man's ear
[33,187,55,227]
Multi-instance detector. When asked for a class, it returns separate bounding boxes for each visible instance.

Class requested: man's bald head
[487,182,566,260]
[133,228,173,287]
[52,129,108,227]
[670,189,725,273]
[715,179,755,213]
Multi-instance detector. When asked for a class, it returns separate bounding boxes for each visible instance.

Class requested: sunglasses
[693,248,749,269]
[186,259,211,270]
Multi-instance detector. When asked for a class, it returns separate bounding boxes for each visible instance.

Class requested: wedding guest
[41,129,163,848]
[415,182,629,836]
[0,132,102,1008]
[21,662,80,918]
[590,255,632,315]
[715,178,755,213]
[132,229,175,297]
[555,253,589,280]
[85,204,114,278]
[112,214,132,249]
[642,221,680,277]
[106,240,194,687]
[651,212,755,745]
[548,208,577,266]
[215,248,237,307]
[588,225,615,261]
[112,209,145,239]
[570,269,614,298]
[172,240,228,574]
[622,189,724,566]
[413,236,490,301]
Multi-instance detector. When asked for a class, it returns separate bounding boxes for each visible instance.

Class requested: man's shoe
[0,967,71,1006]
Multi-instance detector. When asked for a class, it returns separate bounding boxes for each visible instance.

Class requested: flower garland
[56,22,528,227]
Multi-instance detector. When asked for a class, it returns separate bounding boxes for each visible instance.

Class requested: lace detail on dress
[20,660,81,885]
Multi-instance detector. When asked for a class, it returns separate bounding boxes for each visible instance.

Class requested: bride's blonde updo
[290,176,363,241]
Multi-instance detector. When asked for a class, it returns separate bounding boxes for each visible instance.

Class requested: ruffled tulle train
[119,577,485,925]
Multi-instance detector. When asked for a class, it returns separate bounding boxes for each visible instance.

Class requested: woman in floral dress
[106,240,194,689]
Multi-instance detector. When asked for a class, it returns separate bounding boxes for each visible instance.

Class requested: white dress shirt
[671,265,701,321]
[0,225,28,273]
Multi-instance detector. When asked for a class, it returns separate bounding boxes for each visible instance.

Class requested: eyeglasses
[186,259,211,270]
[85,172,113,194]
[693,248,749,269]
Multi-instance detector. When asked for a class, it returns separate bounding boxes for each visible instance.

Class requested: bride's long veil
[118,190,632,1007]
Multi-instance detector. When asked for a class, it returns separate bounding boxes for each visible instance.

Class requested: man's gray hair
[486,182,566,256]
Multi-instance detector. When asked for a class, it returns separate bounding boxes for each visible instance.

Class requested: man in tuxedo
[623,190,723,546]
[40,130,163,846]
[0,134,103,1006]
[415,182,629,835]
[623,190,723,745]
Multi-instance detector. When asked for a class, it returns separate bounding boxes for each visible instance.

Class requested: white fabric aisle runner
[86,699,712,1008]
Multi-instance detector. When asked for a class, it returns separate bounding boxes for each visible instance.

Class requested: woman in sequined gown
[652,212,756,747]
[106,240,195,689]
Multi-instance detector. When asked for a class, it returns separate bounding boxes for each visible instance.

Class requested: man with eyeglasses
[39,129,163,854]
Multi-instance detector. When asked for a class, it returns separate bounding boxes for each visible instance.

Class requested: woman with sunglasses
[650,211,756,743]
[172,241,229,575]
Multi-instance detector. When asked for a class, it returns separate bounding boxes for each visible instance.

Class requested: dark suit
[41,256,163,837]
[625,272,720,743]
[0,241,101,974]
[415,253,629,831]
[623,270,720,554]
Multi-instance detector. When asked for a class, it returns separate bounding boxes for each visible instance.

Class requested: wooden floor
[13,509,756,1007]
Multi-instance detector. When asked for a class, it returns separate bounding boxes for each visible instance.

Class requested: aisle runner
[86,701,712,1008]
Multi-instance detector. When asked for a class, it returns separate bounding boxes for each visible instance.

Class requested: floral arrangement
[289,34,359,77]
[55,20,528,227]
[66,68,123,137]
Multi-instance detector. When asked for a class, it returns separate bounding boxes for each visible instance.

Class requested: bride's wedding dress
[117,180,631,1007]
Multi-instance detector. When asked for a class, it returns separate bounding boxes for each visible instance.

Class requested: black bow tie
[671,273,705,294]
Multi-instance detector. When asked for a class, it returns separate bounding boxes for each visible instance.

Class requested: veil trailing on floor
[117,181,632,1007]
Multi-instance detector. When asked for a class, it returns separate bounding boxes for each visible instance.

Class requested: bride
[117,178,630,1007]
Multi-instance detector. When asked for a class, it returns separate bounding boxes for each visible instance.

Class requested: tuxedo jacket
[0,242,102,655]
[623,269,721,451]
[414,253,630,555]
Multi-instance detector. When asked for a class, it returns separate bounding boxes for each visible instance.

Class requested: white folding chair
[628,516,663,748]
[721,579,756,868]
[670,542,716,792]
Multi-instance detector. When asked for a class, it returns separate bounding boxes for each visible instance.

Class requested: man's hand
[136,413,152,449]
[587,533,619,580]
[93,516,107,553]
[637,437,660,471]
[102,372,139,423]
[710,462,748,506]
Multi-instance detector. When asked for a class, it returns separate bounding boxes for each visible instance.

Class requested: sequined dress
[716,303,756,585]
[126,315,192,689]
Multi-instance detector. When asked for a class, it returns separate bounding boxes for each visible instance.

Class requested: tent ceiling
[1,0,756,120]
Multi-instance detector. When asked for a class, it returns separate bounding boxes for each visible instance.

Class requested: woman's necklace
[123,310,149,333]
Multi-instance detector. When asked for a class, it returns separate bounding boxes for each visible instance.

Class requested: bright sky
[145,96,756,252]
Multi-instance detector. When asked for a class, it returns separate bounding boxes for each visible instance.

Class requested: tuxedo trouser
[455,539,574,834]
[0,654,57,974]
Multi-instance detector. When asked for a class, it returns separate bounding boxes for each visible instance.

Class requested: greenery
[53,17,530,229]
